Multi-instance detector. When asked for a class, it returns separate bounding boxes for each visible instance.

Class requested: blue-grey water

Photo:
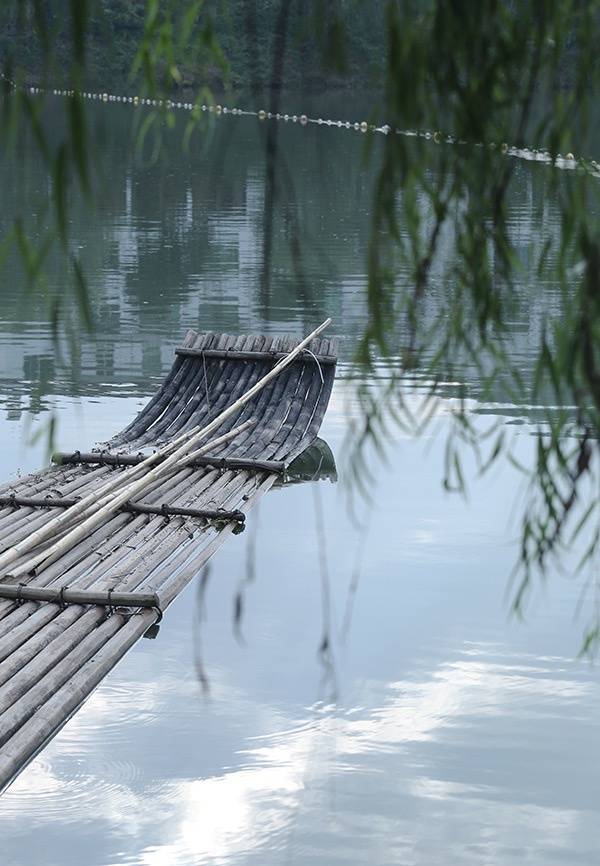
[0,95,599,866]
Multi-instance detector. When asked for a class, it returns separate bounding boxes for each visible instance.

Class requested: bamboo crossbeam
[121,502,245,522]
[0,495,80,509]
[175,346,336,364]
[0,495,246,524]
[0,585,159,609]
[52,451,286,473]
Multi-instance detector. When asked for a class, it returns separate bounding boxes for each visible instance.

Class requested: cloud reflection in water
[2,640,598,866]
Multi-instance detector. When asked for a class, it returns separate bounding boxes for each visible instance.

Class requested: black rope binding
[106,587,116,616]
[59,585,69,609]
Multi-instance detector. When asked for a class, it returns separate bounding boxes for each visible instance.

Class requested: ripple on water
[2,757,142,823]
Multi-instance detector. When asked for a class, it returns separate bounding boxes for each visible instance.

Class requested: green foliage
[351,0,600,649]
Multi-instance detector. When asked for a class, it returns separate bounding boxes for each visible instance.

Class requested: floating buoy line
[8,80,600,178]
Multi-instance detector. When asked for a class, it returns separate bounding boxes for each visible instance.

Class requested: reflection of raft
[280,438,337,485]
[0,329,337,792]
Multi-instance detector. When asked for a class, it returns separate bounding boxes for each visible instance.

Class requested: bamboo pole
[0,404,231,566]
[0,319,331,579]
[0,584,158,608]
[6,428,246,579]
[0,419,251,578]
[0,613,151,787]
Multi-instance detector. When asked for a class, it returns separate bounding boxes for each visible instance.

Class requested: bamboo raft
[0,325,337,793]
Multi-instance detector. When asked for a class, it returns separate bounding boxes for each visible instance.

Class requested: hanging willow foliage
[347,1,600,646]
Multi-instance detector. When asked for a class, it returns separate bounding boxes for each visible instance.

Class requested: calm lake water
[0,95,599,866]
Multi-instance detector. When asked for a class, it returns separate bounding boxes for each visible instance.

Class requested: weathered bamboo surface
[0,329,337,793]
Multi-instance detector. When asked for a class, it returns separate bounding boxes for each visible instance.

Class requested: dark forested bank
[0,1,387,93]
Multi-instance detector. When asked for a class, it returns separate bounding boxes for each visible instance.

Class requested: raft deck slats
[0,330,337,793]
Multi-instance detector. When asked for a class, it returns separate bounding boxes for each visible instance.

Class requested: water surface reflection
[1,97,599,865]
